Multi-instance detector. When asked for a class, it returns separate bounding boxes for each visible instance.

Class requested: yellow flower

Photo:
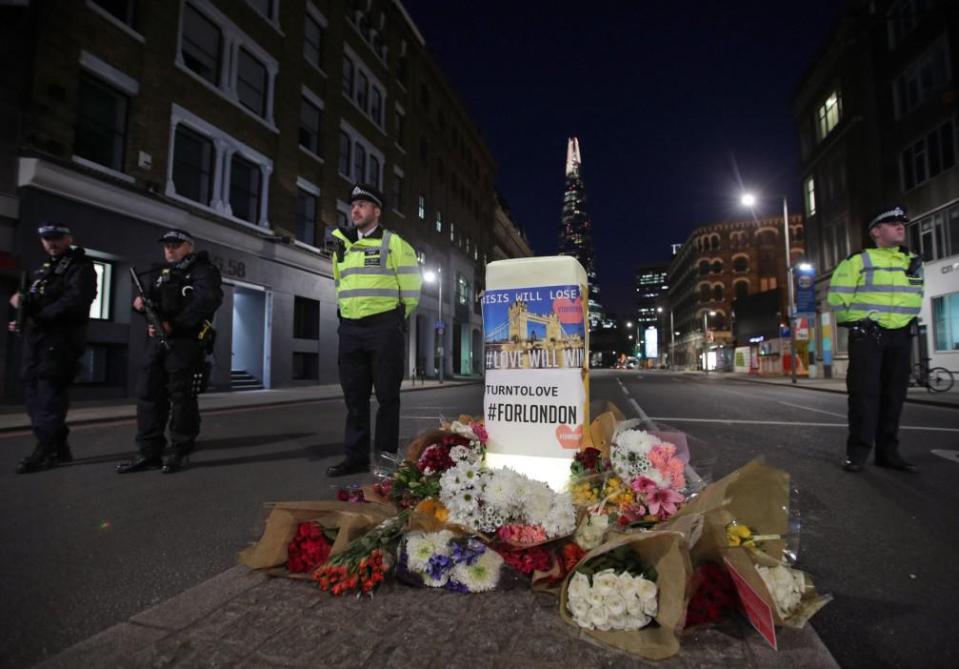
[414,498,449,523]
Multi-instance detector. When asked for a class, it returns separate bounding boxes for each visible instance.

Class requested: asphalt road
[1,372,957,668]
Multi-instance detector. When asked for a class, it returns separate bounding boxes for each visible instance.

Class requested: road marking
[647,417,959,432]
[776,400,846,418]
[931,449,959,464]
[617,378,657,429]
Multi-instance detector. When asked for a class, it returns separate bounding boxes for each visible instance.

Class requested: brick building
[0,0,509,399]
[666,215,805,370]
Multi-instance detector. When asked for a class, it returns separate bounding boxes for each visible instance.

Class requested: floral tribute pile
[239,411,832,661]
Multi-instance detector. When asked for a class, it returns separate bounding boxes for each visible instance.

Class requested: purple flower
[445,579,470,593]
[426,554,454,580]
[451,538,485,566]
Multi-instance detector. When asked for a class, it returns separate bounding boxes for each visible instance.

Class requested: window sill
[164,188,274,236]
[175,61,279,134]
[392,209,405,219]
[305,60,328,79]
[72,155,136,184]
[394,143,406,154]
[340,92,386,136]
[299,146,325,164]
[86,1,145,43]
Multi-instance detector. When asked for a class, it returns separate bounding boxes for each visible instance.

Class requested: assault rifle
[130,267,170,349]
[13,271,28,335]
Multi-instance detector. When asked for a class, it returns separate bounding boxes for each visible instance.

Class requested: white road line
[618,377,656,428]
[776,400,847,418]
[931,449,959,464]
[647,417,959,432]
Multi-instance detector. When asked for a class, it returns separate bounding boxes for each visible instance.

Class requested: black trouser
[21,331,81,453]
[338,313,406,463]
[135,338,204,459]
[845,325,912,465]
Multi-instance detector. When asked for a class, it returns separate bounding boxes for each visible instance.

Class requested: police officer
[327,184,422,477]
[828,206,923,473]
[117,229,222,474]
[9,223,97,474]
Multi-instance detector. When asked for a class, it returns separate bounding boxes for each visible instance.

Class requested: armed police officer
[117,229,222,475]
[327,184,422,477]
[828,206,923,474]
[9,223,97,474]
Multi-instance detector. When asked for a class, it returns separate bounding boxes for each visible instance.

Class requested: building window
[181,3,222,85]
[295,188,317,246]
[299,97,321,155]
[734,280,749,302]
[456,274,471,306]
[341,56,354,97]
[698,260,709,276]
[699,284,711,302]
[292,352,318,380]
[395,108,405,147]
[392,174,403,210]
[353,142,366,183]
[237,48,267,116]
[932,292,959,352]
[172,124,214,205]
[74,75,128,172]
[90,260,112,320]
[293,296,320,340]
[435,210,442,233]
[229,154,261,224]
[887,0,927,48]
[913,208,959,262]
[356,71,369,111]
[247,0,276,21]
[304,11,324,69]
[338,131,351,176]
[90,0,135,27]
[902,120,955,191]
[894,38,949,117]
[733,256,748,273]
[450,221,455,243]
[370,87,382,127]
[815,90,841,142]
[418,194,426,221]
[711,260,723,274]
[804,177,816,216]
[368,155,380,189]
[713,284,724,301]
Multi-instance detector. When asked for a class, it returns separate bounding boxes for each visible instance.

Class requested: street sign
[794,265,816,316]
[435,320,446,330]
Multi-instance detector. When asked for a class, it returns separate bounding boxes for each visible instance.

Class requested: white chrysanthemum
[542,493,577,537]
[404,530,453,572]
[615,428,660,454]
[483,468,522,512]
[451,549,502,592]
[449,444,475,463]
[575,513,609,550]
[522,483,555,525]
[476,504,508,534]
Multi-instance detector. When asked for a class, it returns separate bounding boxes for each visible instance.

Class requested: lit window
[418,194,426,221]
[804,177,816,216]
[816,91,841,141]
[89,260,112,320]
[435,210,442,233]
[932,292,959,352]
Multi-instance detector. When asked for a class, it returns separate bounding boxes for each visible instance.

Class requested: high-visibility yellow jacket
[827,246,923,329]
[332,226,422,320]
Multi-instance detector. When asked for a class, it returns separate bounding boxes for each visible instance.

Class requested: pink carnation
[498,523,548,545]
[648,443,676,469]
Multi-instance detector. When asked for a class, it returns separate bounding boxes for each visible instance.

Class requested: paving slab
[39,567,839,669]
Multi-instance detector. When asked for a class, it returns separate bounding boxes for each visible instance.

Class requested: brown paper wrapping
[559,531,693,660]
[237,501,396,571]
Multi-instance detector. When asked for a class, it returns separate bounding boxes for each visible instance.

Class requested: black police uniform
[16,246,97,473]
[120,249,222,473]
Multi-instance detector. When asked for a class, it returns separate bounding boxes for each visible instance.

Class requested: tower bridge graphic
[484,299,585,370]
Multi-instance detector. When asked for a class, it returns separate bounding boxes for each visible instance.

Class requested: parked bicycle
[912,357,955,393]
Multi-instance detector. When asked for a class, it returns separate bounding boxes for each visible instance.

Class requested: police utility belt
[842,318,916,340]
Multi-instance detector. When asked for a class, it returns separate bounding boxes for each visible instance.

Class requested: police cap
[157,228,195,244]
[37,222,71,239]
[348,183,385,210]
[867,206,909,230]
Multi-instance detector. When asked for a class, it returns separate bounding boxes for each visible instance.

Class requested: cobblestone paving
[43,573,833,669]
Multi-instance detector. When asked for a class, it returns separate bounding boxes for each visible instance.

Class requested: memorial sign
[482,257,589,489]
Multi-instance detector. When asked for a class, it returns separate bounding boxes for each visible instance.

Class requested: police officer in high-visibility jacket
[327,184,422,477]
[828,206,923,473]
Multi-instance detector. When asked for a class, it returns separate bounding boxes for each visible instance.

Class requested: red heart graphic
[553,296,584,325]
[555,424,583,450]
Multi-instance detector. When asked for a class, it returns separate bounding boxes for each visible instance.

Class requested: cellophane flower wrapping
[559,531,693,661]
[313,511,409,596]
[397,530,503,593]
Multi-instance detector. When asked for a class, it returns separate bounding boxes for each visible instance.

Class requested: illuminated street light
[422,268,444,383]
[741,190,798,384]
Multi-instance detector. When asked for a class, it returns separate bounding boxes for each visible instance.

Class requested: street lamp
[741,191,798,384]
[422,267,444,384]
[702,310,716,373]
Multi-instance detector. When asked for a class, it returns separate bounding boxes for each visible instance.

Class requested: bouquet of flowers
[684,562,739,627]
[389,422,487,509]
[286,521,333,573]
[313,512,408,596]
[567,568,659,631]
[396,530,503,593]
[439,463,577,541]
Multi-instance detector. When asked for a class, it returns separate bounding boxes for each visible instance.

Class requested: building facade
[793,0,959,377]
[634,263,668,363]
[1,0,506,400]
[666,215,805,371]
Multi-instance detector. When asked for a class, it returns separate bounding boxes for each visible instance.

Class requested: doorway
[231,284,271,389]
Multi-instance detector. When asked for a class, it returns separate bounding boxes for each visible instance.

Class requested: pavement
[10,374,851,668]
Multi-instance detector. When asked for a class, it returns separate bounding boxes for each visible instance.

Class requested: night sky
[401,1,844,317]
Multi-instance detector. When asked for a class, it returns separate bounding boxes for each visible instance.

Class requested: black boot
[875,455,918,472]
[161,452,189,474]
[116,455,162,473]
[16,445,57,474]
[56,442,74,464]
